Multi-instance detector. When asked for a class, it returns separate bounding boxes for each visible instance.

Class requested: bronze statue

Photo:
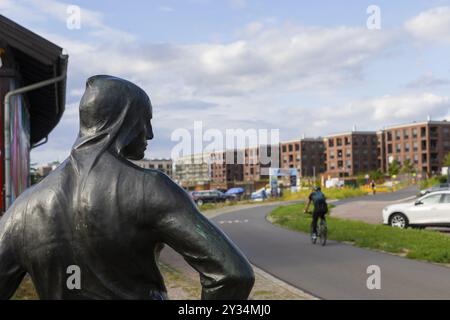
[0,75,254,299]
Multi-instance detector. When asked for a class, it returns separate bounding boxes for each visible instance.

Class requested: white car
[382,191,450,229]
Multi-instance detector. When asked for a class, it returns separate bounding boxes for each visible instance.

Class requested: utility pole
[313,166,316,186]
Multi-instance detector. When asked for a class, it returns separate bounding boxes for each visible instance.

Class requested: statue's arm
[144,172,255,300]
[0,215,26,299]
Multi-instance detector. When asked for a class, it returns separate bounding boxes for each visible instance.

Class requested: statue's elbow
[225,263,255,293]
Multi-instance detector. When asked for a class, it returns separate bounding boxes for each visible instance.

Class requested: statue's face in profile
[121,101,154,160]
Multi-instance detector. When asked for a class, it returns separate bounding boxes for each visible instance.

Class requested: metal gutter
[3,66,67,210]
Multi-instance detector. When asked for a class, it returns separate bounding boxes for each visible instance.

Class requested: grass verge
[269,203,450,264]
[281,187,368,202]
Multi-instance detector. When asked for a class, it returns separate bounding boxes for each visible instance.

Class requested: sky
[1,0,450,165]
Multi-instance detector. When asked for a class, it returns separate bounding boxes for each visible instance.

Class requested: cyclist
[304,186,328,241]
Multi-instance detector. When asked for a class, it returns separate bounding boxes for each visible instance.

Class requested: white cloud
[158,6,174,12]
[317,93,450,131]
[4,1,444,164]
[405,6,450,44]
[406,73,450,89]
[2,0,136,41]
[369,93,450,121]
[229,0,247,9]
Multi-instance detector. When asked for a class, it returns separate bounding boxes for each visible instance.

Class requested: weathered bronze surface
[0,75,254,299]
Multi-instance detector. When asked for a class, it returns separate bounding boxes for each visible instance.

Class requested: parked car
[382,191,450,229]
[419,183,450,196]
[191,190,236,206]
[225,187,245,200]
[251,188,270,201]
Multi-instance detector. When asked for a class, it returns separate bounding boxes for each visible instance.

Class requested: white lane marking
[218,219,250,224]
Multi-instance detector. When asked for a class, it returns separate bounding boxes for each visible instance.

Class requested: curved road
[212,187,450,299]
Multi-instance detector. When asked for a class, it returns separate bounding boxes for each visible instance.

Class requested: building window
[421,127,426,137]
[387,132,392,141]
[403,129,409,139]
[362,137,368,145]
[405,143,410,152]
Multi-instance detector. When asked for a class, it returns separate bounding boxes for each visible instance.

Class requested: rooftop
[0,14,68,145]
[382,119,450,130]
[324,131,377,138]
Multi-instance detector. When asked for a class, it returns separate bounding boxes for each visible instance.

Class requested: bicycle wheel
[310,231,317,244]
[310,224,317,244]
[319,219,327,246]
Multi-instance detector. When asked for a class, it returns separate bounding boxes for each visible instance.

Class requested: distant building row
[173,119,450,189]
[37,119,450,190]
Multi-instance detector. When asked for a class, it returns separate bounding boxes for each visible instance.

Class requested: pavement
[331,186,419,224]
[159,199,315,300]
[207,187,450,299]
[160,246,316,300]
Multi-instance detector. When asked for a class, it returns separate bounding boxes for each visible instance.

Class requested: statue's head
[77,75,153,160]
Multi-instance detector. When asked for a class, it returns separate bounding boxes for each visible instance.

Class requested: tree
[388,160,400,177]
[30,162,42,185]
[369,169,384,182]
[401,159,415,175]
[356,174,367,187]
[444,152,450,167]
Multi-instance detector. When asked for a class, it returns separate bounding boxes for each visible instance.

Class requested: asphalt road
[333,185,419,205]
[212,187,450,300]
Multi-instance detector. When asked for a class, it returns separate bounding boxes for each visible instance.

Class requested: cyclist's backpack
[313,192,328,214]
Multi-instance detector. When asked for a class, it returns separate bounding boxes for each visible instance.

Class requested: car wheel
[389,213,409,229]
[197,199,203,206]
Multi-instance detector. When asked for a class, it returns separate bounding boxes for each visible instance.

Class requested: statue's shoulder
[13,159,74,209]
[140,168,191,210]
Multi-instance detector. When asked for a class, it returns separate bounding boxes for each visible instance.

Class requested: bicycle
[305,211,327,246]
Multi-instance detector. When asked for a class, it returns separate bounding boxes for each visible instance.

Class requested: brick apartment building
[210,150,244,188]
[377,130,387,173]
[381,120,450,177]
[174,153,211,189]
[243,145,278,183]
[324,131,379,178]
[280,138,326,177]
[133,158,173,177]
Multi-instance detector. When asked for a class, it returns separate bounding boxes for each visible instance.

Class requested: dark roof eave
[31,54,68,145]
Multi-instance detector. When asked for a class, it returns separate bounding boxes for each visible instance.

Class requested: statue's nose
[147,125,154,140]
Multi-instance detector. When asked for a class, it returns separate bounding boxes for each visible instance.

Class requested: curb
[251,265,319,300]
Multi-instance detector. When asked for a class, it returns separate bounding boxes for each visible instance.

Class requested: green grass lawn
[269,203,450,264]
[281,187,368,202]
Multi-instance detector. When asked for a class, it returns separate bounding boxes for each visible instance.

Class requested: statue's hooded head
[71,75,153,173]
